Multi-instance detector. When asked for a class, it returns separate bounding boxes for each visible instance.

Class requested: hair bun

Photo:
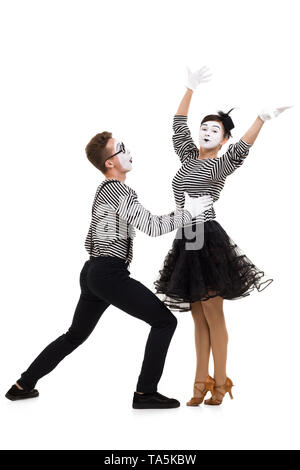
[217,108,235,132]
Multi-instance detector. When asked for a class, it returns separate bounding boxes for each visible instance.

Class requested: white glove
[184,192,213,219]
[259,106,293,121]
[186,65,212,91]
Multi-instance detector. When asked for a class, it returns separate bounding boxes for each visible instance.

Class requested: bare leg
[190,300,211,397]
[201,295,228,401]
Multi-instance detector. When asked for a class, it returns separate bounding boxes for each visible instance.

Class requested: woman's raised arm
[241,116,265,146]
[241,106,292,145]
[176,88,194,116]
[176,66,212,116]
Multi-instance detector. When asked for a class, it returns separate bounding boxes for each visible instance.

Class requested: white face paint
[114,138,132,171]
[199,121,223,149]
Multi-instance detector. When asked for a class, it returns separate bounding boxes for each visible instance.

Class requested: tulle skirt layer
[154,220,273,312]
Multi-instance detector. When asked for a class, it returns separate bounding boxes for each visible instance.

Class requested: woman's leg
[190,300,211,397]
[201,295,228,399]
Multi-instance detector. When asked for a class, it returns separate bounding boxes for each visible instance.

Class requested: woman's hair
[85,131,112,174]
[201,108,235,139]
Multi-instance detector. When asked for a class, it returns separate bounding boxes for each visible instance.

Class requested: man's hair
[85,131,113,174]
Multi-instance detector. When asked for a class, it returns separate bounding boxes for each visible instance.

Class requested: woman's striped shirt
[171,114,252,223]
[84,178,192,265]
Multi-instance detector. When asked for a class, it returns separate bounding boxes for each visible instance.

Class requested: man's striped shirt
[84,178,191,264]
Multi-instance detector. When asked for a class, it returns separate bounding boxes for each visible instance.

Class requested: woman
[154,65,291,406]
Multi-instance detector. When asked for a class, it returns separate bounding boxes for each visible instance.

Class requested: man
[5,131,212,409]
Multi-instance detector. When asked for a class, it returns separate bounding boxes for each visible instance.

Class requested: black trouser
[17,256,177,393]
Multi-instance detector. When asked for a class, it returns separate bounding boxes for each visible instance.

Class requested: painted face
[114,138,132,171]
[199,121,223,149]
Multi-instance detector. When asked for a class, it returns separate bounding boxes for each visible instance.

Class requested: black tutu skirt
[154,220,273,312]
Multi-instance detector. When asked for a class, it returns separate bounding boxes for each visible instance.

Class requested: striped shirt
[172,115,252,223]
[84,178,192,264]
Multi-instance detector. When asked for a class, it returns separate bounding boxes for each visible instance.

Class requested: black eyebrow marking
[201,124,221,129]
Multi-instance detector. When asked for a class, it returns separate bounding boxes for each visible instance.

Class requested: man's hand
[259,106,293,121]
[186,65,212,91]
[184,192,213,219]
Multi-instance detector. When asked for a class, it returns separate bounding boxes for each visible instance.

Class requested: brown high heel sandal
[204,377,234,405]
[186,375,215,406]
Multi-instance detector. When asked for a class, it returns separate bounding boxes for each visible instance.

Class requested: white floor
[1,288,299,450]
[1,374,298,451]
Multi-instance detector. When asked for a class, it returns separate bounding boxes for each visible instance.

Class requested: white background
[1,0,299,451]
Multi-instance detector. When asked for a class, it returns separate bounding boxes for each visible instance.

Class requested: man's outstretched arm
[100,181,212,237]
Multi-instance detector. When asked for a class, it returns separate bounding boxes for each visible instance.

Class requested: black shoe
[132,391,180,409]
[5,384,39,401]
